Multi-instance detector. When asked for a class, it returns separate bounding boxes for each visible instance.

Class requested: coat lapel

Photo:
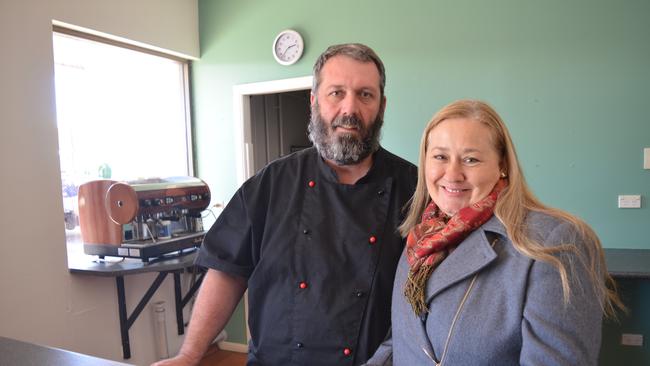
[424,216,505,303]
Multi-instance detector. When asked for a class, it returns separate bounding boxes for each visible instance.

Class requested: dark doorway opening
[249,89,312,173]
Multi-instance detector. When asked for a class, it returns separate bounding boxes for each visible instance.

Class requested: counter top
[68,249,198,277]
[604,248,650,279]
[0,336,132,366]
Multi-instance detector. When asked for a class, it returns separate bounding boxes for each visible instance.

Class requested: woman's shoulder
[524,210,588,247]
[525,210,565,229]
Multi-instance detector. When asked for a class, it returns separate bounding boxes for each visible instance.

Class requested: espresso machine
[77,176,211,262]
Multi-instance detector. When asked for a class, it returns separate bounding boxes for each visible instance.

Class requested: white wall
[0,1,199,364]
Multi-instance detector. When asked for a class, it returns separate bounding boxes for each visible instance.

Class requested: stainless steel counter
[0,336,132,366]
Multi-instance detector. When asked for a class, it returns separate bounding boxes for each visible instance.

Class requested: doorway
[249,89,311,172]
[232,76,313,185]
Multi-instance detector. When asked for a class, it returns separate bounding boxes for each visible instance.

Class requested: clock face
[273,30,304,65]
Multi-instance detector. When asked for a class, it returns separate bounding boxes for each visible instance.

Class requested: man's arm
[152,268,247,366]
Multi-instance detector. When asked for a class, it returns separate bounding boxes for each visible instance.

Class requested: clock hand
[282,44,296,57]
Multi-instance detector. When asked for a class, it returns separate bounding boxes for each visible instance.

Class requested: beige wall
[0,0,198,364]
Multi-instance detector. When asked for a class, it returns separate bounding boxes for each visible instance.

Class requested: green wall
[192,0,650,360]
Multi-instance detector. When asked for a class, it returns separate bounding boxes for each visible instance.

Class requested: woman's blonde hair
[400,99,622,317]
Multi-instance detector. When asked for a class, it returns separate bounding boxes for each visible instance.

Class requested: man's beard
[307,102,383,165]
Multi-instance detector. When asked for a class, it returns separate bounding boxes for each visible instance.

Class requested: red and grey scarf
[404,179,507,315]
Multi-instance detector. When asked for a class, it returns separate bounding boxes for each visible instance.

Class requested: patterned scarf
[404,179,507,315]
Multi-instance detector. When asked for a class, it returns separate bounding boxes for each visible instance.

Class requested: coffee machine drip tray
[83,231,205,262]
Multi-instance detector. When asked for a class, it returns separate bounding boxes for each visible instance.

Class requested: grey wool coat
[365,211,604,366]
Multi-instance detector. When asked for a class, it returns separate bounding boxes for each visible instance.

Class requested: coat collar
[424,215,507,303]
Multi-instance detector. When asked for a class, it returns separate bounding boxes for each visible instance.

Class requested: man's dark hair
[312,43,386,99]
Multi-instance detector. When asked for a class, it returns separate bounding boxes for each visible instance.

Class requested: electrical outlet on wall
[618,195,642,208]
[621,333,644,346]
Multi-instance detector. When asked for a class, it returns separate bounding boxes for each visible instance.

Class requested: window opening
[52,28,192,255]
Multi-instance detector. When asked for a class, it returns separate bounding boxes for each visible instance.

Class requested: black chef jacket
[196,146,417,366]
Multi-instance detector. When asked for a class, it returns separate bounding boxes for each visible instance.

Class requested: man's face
[308,55,385,165]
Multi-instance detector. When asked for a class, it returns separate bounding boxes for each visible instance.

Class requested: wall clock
[272,29,304,65]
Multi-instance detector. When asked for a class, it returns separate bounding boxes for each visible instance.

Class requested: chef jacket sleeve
[195,188,256,279]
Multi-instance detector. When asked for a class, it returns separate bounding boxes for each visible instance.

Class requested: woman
[366,100,622,366]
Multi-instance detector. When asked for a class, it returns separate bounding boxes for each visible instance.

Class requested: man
[154,43,417,366]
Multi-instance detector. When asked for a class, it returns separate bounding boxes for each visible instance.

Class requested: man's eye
[360,91,373,99]
[329,90,341,97]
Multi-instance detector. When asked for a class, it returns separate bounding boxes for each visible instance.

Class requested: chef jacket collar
[316,147,386,185]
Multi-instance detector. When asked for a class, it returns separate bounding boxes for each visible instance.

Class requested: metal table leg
[174,272,183,335]
[113,267,204,359]
[115,276,130,359]
[115,272,170,359]
[174,268,205,335]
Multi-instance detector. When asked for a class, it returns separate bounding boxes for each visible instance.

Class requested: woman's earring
[500,171,507,178]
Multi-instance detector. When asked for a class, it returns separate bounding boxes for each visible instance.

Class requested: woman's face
[425,117,502,216]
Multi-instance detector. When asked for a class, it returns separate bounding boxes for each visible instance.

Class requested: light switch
[618,195,641,208]
[645,148,650,169]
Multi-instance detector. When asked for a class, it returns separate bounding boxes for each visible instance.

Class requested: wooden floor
[199,345,247,366]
